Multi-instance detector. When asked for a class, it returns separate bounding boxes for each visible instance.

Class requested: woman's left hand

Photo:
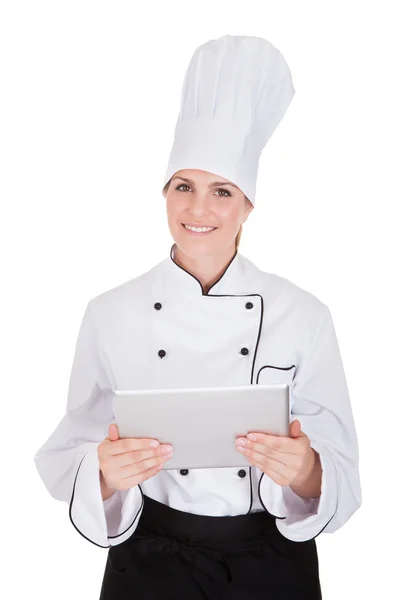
[235,419,316,488]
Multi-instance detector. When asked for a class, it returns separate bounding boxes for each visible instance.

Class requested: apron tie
[126,532,233,582]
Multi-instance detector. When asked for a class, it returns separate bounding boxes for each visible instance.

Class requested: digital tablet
[113,383,290,470]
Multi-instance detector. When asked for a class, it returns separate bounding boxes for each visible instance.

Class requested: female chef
[34,35,361,599]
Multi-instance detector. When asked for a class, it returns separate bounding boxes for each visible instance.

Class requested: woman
[34,36,361,599]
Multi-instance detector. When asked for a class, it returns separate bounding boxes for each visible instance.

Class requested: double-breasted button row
[158,347,251,359]
[154,301,254,311]
[179,469,247,478]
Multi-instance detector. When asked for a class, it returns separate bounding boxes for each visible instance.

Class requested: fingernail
[161,445,173,456]
[149,440,159,447]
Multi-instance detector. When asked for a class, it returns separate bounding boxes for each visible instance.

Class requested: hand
[98,423,174,495]
[235,419,317,489]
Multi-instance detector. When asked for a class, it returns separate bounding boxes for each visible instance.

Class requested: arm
[259,304,362,541]
[33,300,144,547]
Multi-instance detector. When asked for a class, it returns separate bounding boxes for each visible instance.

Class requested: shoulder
[86,260,162,321]
[245,255,328,318]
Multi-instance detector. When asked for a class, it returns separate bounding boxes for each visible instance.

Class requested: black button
[154,302,162,310]
[238,469,247,478]
[240,347,249,355]
[158,349,166,358]
[180,469,189,476]
[245,302,254,309]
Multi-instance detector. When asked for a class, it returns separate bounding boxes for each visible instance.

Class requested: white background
[2,1,409,598]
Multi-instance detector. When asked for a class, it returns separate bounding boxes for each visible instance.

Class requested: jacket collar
[163,242,252,296]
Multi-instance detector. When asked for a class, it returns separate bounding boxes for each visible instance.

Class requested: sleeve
[259,304,362,542]
[33,300,144,548]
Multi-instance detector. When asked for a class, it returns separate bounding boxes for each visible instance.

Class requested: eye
[176,184,191,192]
[215,189,231,197]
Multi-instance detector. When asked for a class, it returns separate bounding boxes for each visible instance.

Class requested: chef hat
[162,34,295,206]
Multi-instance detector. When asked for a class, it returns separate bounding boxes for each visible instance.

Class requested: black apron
[99,493,322,599]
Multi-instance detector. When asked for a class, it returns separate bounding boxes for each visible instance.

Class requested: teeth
[184,224,216,232]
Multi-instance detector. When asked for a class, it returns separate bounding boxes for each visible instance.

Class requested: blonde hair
[235,223,243,251]
[163,178,249,251]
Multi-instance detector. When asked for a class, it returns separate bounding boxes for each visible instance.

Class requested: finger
[245,440,299,464]
[247,442,290,466]
[120,454,169,479]
[246,433,299,454]
[109,437,161,456]
[237,438,291,464]
[116,444,173,468]
[290,419,308,438]
[107,423,119,441]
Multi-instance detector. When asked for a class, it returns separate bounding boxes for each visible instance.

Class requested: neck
[173,244,237,294]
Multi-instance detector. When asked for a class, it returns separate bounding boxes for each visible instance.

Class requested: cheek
[166,195,186,221]
[216,205,242,229]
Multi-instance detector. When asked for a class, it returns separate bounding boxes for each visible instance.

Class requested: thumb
[290,419,307,438]
[107,422,119,441]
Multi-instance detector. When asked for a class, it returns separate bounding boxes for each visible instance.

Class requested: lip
[181,223,218,236]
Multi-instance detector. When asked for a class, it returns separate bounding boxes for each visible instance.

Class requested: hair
[235,223,243,251]
[163,178,250,251]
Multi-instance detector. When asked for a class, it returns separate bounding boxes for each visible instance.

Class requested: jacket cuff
[259,441,338,541]
[69,444,144,547]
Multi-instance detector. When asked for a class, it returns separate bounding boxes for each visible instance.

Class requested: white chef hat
[162,34,295,206]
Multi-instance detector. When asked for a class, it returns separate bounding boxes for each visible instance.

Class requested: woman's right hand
[98,423,173,498]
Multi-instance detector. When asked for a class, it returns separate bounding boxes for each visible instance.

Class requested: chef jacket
[33,243,361,549]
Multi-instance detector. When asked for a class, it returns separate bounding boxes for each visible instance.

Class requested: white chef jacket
[34,244,361,549]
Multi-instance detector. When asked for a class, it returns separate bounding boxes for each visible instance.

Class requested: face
[164,169,253,258]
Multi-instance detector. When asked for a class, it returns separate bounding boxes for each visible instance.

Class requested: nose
[188,191,211,217]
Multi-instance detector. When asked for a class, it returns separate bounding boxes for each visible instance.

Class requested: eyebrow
[172,176,239,190]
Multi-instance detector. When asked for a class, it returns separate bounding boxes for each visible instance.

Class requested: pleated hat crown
[162,35,295,206]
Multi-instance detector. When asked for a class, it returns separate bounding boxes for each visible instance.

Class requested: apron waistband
[137,492,283,543]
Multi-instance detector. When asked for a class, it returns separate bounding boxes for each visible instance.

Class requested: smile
[183,224,217,233]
